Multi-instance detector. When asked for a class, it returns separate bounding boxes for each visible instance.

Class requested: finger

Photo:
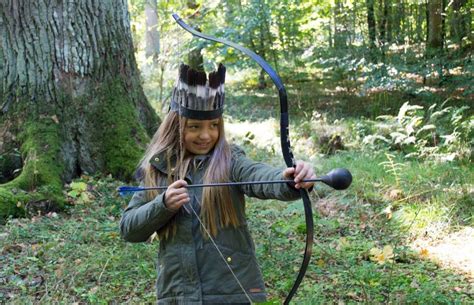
[283,167,295,179]
[165,187,187,204]
[295,165,309,183]
[173,192,190,202]
[172,198,190,209]
[166,188,183,199]
[302,169,316,189]
[172,187,189,196]
[294,161,307,180]
[169,179,188,189]
[179,196,191,204]
[301,181,314,189]
[305,168,315,180]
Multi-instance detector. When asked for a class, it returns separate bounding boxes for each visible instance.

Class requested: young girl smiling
[120,63,316,304]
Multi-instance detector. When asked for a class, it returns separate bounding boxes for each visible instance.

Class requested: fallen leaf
[317,259,325,268]
[370,245,394,265]
[419,248,429,258]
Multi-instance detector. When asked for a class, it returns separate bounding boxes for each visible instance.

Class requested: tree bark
[333,0,347,49]
[145,0,160,60]
[427,0,444,49]
[450,0,469,47]
[378,0,387,46]
[366,0,377,49]
[393,0,404,43]
[416,2,424,42]
[385,0,392,43]
[0,0,158,219]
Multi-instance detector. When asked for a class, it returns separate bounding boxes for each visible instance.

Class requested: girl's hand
[164,180,190,210]
[283,160,316,190]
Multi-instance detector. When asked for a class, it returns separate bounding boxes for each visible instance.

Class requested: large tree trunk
[0,0,159,219]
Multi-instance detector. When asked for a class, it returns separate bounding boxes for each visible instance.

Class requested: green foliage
[2,1,473,301]
[1,147,472,303]
[362,101,472,161]
[90,80,150,181]
[0,118,66,220]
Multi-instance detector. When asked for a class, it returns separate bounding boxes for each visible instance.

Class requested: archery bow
[172,13,314,304]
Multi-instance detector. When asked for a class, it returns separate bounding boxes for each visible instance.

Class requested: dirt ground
[412,226,474,278]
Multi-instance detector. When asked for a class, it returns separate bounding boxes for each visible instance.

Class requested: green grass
[1,54,473,303]
[1,147,472,303]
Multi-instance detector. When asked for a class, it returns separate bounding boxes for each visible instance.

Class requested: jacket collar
[149,151,175,175]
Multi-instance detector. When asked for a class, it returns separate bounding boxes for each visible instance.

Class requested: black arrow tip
[320,168,352,190]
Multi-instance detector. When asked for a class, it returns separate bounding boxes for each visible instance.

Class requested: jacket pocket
[156,249,184,299]
[197,243,266,296]
[214,225,255,254]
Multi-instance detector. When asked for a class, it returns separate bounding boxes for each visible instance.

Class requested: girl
[120,63,316,304]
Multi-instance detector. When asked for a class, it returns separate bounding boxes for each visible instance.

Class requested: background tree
[0,0,158,218]
[450,0,471,49]
[186,0,205,71]
[333,0,348,49]
[366,0,377,53]
[145,0,160,61]
[427,0,444,51]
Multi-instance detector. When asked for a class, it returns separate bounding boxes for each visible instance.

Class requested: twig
[98,247,116,286]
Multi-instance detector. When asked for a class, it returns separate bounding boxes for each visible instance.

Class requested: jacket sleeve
[230,145,301,201]
[119,186,178,243]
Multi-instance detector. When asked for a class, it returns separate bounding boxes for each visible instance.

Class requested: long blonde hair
[137,111,239,239]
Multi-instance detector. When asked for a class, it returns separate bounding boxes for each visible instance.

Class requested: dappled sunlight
[448,66,464,76]
[402,72,424,84]
[225,117,330,162]
[226,118,280,154]
[419,86,446,93]
[412,227,474,278]
[323,86,352,95]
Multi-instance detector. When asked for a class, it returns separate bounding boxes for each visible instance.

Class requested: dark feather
[218,63,226,84]
[179,64,189,84]
[187,69,196,86]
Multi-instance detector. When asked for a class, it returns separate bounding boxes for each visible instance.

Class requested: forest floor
[411,227,474,277]
[1,61,473,303]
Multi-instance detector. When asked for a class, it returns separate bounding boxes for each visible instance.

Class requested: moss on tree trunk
[0,0,158,221]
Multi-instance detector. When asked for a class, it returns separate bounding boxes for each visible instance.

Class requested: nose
[199,128,211,140]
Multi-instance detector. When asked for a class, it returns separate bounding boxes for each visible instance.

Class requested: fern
[380,153,406,188]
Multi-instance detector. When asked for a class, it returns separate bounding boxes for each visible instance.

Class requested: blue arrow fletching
[117,186,144,197]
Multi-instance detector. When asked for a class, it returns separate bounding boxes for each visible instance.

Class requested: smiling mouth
[195,143,210,148]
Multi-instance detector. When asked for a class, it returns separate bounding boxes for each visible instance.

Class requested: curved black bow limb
[172,13,313,304]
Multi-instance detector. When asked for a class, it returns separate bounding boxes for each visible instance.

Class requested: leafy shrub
[362,101,472,161]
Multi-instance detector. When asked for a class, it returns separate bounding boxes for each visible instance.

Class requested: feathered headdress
[170,63,226,120]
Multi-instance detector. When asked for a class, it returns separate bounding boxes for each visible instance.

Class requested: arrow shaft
[122,178,322,192]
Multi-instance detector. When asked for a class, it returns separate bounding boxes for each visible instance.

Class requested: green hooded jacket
[120,145,301,304]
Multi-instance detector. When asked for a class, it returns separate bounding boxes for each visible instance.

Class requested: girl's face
[184,118,220,155]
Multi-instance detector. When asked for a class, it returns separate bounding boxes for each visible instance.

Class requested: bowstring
[185,201,253,304]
